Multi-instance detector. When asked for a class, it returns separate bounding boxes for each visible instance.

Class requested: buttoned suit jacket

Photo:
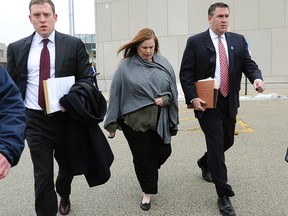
[7,30,90,97]
[6,30,91,171]
[180,29,263,118]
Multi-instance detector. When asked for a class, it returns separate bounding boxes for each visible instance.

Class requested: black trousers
[25,109,73,216]
[198,94,236,197]
[121,122,171,194]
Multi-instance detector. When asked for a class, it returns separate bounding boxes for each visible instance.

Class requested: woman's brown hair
[117,28,160,59]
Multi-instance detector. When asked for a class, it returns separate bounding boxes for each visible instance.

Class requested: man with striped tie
[179,2,265,216]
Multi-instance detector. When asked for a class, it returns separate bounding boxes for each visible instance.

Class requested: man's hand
[0,153,11,179]
[253,80,265,93]
[191,98,206,112]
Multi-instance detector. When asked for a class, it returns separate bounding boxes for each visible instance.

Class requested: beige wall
[94,0,288,91]
[0,43,7,67]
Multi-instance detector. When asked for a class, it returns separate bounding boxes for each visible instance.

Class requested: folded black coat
[60,78,114,187]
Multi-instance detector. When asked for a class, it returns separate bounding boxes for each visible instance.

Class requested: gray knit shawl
[104,54,178,144]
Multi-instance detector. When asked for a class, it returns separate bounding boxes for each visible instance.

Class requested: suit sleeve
[75,38,91,80]
[6,44,16,77]
[241,36,263,83]
[179,37,198,104]
[0,65,26,166]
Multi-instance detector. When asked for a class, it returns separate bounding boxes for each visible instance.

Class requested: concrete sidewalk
[0,86,287,216]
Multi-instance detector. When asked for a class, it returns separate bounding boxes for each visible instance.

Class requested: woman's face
[137,38,155,61]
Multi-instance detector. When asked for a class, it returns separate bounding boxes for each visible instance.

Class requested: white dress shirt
[25,31,56,110]
[209,28,229,87]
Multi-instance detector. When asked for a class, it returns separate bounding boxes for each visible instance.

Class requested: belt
[26,108,60,117]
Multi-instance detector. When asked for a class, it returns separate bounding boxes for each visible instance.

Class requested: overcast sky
[0,0,95,46]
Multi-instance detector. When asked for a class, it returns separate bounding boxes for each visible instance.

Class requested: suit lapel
[55,31,66,77]
[225,33,234,75]
[13,34,33,77]
[203,30,215,52]
[203,30,217,77]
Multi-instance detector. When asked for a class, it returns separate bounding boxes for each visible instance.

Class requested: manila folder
[43,76,75,114]
[188,78,219,109]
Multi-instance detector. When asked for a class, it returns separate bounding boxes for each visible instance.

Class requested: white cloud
[0,0,94,46]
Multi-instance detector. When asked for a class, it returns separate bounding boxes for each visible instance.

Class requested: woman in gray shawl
[104,28,178,211]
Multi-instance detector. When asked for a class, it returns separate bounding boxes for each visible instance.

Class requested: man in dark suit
[89,61,100,89]
[7,0,90,215]
[180,2,265,216]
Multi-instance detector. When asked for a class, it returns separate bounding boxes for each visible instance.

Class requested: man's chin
[38,30,51,38]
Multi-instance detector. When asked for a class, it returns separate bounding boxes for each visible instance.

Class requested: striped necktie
[218,36,229,97]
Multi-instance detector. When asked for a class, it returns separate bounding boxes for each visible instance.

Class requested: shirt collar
[35,30,55,45]
[209,28,226,40]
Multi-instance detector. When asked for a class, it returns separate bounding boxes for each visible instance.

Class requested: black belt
[26,108,61,117]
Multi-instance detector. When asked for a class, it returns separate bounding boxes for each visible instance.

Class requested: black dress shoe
[197,159,213,182]
[59,197,71,215]
[140,202,151,211]
[217,196,236,216]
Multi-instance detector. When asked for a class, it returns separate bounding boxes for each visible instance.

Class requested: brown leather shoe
[59,197,71,215]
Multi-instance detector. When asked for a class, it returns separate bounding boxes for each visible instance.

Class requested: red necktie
[218,36,229,97]
[38,39,50,110]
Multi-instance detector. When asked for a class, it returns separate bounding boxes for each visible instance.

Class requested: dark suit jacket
[89,66,97,76]
[6,31,92,176]
[180,29,263,118]
[7,30,90,97]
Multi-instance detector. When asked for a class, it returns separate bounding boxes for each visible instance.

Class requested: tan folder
[187,78,219,109]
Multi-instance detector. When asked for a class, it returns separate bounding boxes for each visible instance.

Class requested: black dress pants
[25,109,73,216]
[121,122,171,194]
[198,94,236,197]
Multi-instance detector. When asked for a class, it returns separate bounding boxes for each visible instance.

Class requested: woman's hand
[155,97,164,107]
[108,131,116,139]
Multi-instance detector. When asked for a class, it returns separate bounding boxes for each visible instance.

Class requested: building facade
[94,0,288,91]
[74,34,97,63]
[0,43,7,68]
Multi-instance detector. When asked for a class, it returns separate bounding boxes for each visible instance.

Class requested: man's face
[29,3,57,38]
[208,7,229,35]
